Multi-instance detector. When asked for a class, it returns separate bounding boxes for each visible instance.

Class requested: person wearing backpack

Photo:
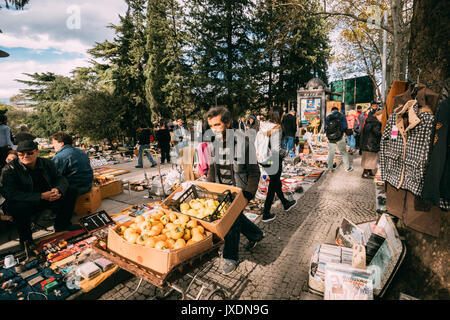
[325,107,353,172]
[256,108,297,223]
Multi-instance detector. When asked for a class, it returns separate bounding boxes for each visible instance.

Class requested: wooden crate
[99,180,123,199]
[74,186,102,216]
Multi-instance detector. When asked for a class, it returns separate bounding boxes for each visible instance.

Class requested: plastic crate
[168,184,235,222]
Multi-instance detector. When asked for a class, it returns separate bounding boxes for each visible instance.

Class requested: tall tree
[187,0,257,116]
[66,90,124,142]
[253,0,330,110]
[145,0,192,120]
[16,72,82,137]
[90,0,151,138]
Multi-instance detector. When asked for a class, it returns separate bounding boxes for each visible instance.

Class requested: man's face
[177,119,183,127]
[207,115,229,136]
[18,149,39,167]
[51,139,64,152]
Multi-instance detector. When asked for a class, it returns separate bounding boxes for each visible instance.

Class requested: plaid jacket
[380,100,435,196]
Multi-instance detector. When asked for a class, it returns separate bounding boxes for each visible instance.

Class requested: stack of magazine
[335,218,386,264]
[308,214,403,299]
[310,244,353,283]
[324,263,374,300]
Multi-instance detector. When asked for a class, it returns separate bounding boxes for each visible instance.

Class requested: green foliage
[66,90,124,142]
[16,72,82,137]
[186,0,258,116]
[252,0,330,110]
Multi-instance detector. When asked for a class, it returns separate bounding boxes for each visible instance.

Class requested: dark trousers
[160,144,171,163]
[223,213,264,262]
[355,134,361,150]
[263,162,288,215]
[5,197,72,245]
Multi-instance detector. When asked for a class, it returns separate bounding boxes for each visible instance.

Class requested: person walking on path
[325,107,353,172]
[135,127,157,168]
[354,105,365,154]
[155,121,171,164]
[346,110,358,154]
[258,108,297,223]
[281,109,297,155]
[206,106,264,275]
[360,110,383,178]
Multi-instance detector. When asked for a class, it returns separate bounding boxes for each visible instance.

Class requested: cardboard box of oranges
[107,209,213,274]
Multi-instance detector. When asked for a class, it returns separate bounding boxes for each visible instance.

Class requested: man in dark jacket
[281,110,297,155]
[0,140,76,249]
[135,127,157,168]
[206,106,264,275]
[155,121,172,164]
[51,131,94,217]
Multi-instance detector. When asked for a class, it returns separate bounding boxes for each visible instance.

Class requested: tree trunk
[384,0,450,300]
[226,0,233,111]
[408,0,449,91]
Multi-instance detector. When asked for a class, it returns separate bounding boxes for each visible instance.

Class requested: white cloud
[0,58,90,100]
[0,0,127,53]
[0,0,127,102]
[0,33,90,55]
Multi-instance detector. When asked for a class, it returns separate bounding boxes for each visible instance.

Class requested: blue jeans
[138,144,157,166]
[223,213,264,262]
[328,136,350,170]
[283,136,294,154]
[347,134,355,150]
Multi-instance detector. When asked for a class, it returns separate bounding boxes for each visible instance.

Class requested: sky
[0,0,354,105]
[0,0,128,104]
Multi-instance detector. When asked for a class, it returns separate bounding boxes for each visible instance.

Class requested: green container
[330,76,374,104]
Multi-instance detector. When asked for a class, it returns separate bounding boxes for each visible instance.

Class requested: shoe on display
[283,199,297,212]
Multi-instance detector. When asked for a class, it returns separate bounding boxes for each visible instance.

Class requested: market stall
[90,181,248,300]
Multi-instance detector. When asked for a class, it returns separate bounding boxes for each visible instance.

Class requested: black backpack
[325,113,343,143]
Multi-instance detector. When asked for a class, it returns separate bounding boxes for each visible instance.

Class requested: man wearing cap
[0,140,75,249]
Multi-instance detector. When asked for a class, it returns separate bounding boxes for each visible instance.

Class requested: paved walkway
[98,155,377,300]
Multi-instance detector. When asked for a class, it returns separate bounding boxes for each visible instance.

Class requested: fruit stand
[92,181,247,300]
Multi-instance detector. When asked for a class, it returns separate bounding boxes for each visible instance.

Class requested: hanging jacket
[421,98,450,210]
[360,113,382,153]
[379,100,435,196]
